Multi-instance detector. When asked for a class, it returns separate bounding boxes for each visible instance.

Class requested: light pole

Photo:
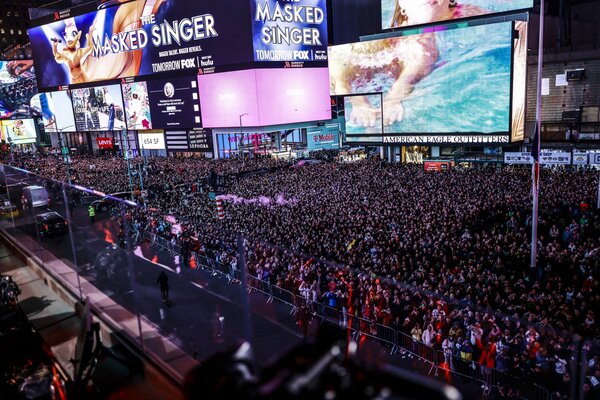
[120,128,134,199]
[56,125,77,186]
[239,113,248,165]
[7,136,13,166]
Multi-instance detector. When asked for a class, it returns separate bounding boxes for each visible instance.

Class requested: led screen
[511,21,527,142]
[122,81,152,130]
[0,60,38,119]
[329,22,512,135]
[307,124,340,151]
[71,84,125,131]
[344,94,384,141]
[251,0,328,65]
[28,0,254,90]
[198,67,330,128]
[2,119,37,144]
[147,76,201,129]
[382,0,533,30]
[30,91,77,132]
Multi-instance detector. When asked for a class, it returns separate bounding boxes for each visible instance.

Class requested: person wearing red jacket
[476,339,496,392]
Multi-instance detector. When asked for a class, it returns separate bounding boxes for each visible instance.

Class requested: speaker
[566,69,585,81]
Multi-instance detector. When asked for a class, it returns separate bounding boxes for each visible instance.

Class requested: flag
[532,124,540,162]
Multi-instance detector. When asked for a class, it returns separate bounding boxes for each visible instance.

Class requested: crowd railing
[140,232,554,400]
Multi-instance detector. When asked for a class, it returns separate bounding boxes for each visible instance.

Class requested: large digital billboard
[1,119,38,144]
[30,91,77,132]
[147,76,201,129]
[511,21,528,142]
[122,81,152,130]
[0,60,38,119]
[251,0,328,65]
[198,67,330,128]
[382,0,533,30]
[71,84,125,131]
[329,22,513,136]
[28,0,254,90]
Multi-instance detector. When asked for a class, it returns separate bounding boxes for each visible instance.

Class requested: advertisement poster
[122,81,152,130]
[251,0,328,65]
[188,128,214,152]
[381,0,533,30]
[71,84,125,131]
[0,60,38,119]
[2,119,38,144]
[96,136,114,149]
[30,91,77,132]
[28,0,254,90]
[329,22,512,135]
[147,76,201,129]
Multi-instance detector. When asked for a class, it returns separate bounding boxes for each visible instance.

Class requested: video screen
[28,0,254,90]
[71,84,126,131]
[329,22,513,135]
[138,132,166,150]
[30,91,77,133]
[511,21,527,142]
[382,0,533,30]
[344,94,384,137]
[198,68,330,128]
[147,76,201,129]
[1,119,37,144]
[122,81,152,130]
[0,60,38,119]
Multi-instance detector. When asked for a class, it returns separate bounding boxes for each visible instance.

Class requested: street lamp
[239,113,248,165]
[56,125,77,186]
[120,128,134,199]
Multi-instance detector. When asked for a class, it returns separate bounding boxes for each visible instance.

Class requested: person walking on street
[156,271,169,304]
[88,204,95,224]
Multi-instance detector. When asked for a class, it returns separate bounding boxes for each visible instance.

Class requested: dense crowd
[2,152,599,398]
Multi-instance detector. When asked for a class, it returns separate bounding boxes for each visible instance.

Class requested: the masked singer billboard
[28,0,254,91]
[251,0,328,65]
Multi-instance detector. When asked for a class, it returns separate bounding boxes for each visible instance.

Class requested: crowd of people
[2,151,599,398]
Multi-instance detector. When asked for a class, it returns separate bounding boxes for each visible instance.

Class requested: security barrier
[144,232,552,400]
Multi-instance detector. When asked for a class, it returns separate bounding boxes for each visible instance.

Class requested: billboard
[511,21,528,142]
[138,132,166,150]
[382,0,533,30]
[198,67,330,128]
[1,119,38,144]
[30,91,77,132]
[147,76,201,129]
[251,0,328,65]
[71,84,125,131]
[0,60,38,119]
[329,22,513,136]
[122,81,152,130]
[28,0,254,90]
[307,124,340,151]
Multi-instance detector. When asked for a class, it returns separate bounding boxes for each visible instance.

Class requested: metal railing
[143,233,553,400]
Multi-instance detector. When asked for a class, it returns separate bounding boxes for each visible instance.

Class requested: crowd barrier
[142,232,552,400]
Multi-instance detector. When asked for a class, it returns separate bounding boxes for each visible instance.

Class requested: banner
[505,152,573,165]
[96,136,113,149]
[251,0,328,65]
[28,0,254,90]
[504,152,532,164]
[572,152,589,165]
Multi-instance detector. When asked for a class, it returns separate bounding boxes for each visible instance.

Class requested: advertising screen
[138,132,166,150]
[329,22,513,136]
[30,91,77,133]
[71,84,125,131]
[511,21,527,142]
[122,81,152,130]
[0,60,38,119]
[307,124,340,151]
[382,0,533,30]
[198,67,330,128]
[251,0,328,65]
[147,76,201,129]
[1,119,38,144]
[28,0,254,90]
